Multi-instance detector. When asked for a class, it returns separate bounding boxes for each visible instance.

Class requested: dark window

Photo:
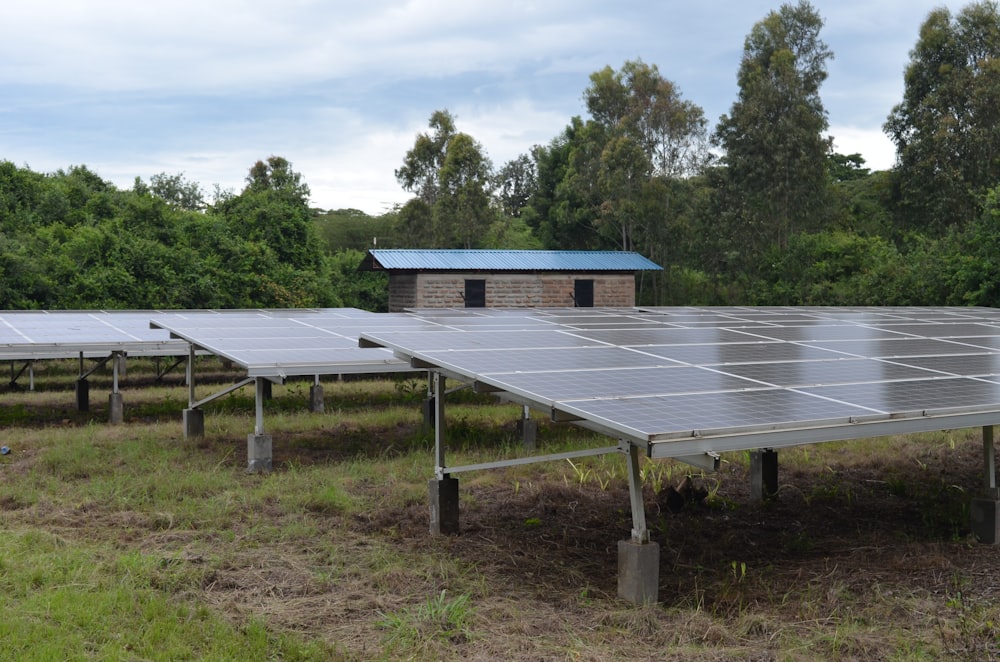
[464,279,486,308]
[574,279,594,307]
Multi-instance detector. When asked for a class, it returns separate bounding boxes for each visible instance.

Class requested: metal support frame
[182,345,258,411]
[197,384,253,412]
[440,444,623,475]
[77,352,114,380]
[970,425,1000,543]
[623,441,650,544]
[111,351,122,395]
[434,371,447,479]
[254,376,266,436]
[8,360,34,390]
[154,356,186,383]
[187,344,196,405]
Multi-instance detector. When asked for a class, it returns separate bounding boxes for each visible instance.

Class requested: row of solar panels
[7,306,1000,455]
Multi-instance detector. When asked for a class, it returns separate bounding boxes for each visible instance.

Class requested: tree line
[0,157,386,310]
[4,1,1000,311]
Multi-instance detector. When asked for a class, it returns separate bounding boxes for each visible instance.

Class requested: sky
[0,1,973,215]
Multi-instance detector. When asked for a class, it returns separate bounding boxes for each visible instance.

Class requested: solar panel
[555,388,873,439]
[888,353,1000,376]
[714,358,936,387]
[150,311,435,377]
[0,311,187,358]
[636,342,843,365]
[418,346,682,374]
[475,365,763,403]
[804,338,996,358]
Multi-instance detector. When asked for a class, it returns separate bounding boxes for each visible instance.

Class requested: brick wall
[386,272,636,311]
[387,273,418,311]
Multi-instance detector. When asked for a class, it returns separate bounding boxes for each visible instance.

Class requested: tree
[147,172,205,211]
[245,155,311,205]
[434,132,496,248]
[884,1,1000,234]
[395,110,457,207]
[827,153,870,183]
[595,134,650,251]
[525,117,607,250]
[493,154,536,219]
[581,60,711,301]
[394,110,495,248]
[713,1,834,272]
[585,59,710,179]
[216,157,318,267]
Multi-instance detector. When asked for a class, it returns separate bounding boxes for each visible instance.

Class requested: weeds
[377,590,475,649]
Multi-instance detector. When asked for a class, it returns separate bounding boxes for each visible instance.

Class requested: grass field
[0,358,998,660]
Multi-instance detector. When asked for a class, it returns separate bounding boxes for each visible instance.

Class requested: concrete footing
[247,433,273,473]
[309,384,324,414]
[76,379,90,412]
[108,393,124,424]
[970,497,1000,544]
[183,408,205,438]
[429,477,460,535]
[618,539,660,605]
[750,448,778,500]
[517,418,537,450]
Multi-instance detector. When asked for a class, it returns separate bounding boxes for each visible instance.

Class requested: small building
[359,249,662,311]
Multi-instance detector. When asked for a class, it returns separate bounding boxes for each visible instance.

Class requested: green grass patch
[0,529,334,661]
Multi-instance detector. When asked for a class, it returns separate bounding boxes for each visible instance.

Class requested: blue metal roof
[362,250,662,272]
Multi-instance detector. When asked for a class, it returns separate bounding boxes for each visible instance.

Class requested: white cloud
[0,0,980,215]
[830,126,897,172]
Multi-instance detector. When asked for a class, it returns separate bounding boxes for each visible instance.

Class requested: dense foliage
[5,1,1000,311]
[0,159,387,311]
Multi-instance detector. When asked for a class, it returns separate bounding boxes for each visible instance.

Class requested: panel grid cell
[555,389,872,438]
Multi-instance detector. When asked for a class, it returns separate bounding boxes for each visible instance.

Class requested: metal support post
[434,371,447,478]
[422,372,436,428]
[112,351,120,394]
[183,344,204,438]
[618,440,658,604]
[624,442,649,543]
[247,376,272,473]
[187,344,196,407]
[429,371,459,534]
[75,352,89,412]
[984,425,996,494]
[971,425,1000,543]
[254,377,265,436]
[108,352,124,424]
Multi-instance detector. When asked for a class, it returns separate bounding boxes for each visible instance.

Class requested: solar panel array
[359,307,1000,457]
[11,306,1000,459]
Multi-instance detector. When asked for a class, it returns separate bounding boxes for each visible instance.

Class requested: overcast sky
[0,1,971,214]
